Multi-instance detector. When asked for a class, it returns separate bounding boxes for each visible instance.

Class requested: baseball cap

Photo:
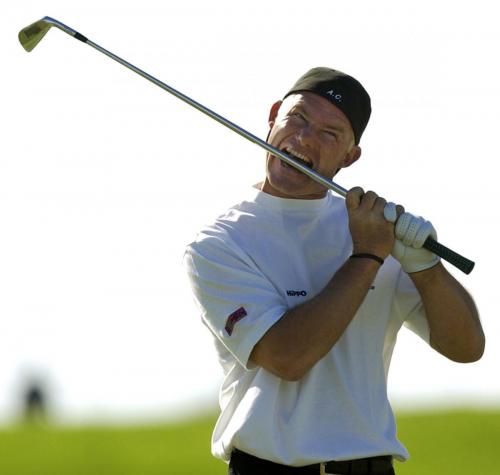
[284,67,371,144]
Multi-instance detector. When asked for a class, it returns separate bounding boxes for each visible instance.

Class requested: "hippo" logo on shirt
[286,290,308,297]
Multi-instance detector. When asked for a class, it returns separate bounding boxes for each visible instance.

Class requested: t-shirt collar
[249,185,330,212]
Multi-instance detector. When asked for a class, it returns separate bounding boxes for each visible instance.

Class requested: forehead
[281,91,352,131]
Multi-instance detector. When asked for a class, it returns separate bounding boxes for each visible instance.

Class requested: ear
[340,145,362,169]
[268,100,282,128]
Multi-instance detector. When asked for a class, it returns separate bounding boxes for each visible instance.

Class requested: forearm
[410,263,485,362]
[250,257,380,380]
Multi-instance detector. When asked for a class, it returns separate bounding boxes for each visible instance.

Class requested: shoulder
[192,189,279,244]
[185,197,262,266]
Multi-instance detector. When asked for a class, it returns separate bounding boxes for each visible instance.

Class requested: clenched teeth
[282,148,313,168]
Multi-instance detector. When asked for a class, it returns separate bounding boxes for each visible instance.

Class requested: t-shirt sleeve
[394,269,430,343]
[184,232,288,370]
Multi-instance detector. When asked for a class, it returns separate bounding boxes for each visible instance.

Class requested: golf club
[18,16,475,274]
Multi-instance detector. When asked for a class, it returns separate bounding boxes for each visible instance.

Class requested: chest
[237,210,352,305]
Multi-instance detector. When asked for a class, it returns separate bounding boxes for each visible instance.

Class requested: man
[184,68,484,475]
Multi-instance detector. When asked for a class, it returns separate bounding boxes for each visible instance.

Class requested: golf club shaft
[92,40,347,194]
[19,17,475,274]
[26,18,346,197]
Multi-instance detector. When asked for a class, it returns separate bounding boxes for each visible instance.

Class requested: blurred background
[1,0,499,473]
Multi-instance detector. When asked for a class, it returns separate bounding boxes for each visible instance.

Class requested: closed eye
[291,111,306,121]
[323,130,338,139]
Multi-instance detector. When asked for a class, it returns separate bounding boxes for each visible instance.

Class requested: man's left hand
[384,203,440,273]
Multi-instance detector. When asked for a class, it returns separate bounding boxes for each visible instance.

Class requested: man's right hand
[346,187,399,260]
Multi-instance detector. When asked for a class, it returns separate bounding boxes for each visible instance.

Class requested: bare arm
[250,257,380,380]
[250,188,395,381]
[410,263,484,363]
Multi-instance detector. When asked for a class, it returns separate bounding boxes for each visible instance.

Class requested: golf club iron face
[19,17,87,52]
[18,18,53,52]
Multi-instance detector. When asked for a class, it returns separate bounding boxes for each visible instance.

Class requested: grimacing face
[261,92,361,200]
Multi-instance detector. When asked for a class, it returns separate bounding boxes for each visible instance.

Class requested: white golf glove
[384,203,440,273]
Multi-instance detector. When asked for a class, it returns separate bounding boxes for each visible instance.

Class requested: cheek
[268,119,293,144]
[267,127,278,144]
[318,151,344,175]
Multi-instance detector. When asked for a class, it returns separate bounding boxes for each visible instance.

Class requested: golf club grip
[423,237,474,274]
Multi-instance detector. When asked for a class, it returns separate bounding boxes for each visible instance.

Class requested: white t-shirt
[184,187,430,466]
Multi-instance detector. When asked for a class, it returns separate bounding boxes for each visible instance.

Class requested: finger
[402,215,424,246]
[359,190,379,210]
[396,204,405,218]
[414,220,436,248]
[346,186,364,211]
[384,202,397,223]
[373,196,387,214]
[395,212,412,240]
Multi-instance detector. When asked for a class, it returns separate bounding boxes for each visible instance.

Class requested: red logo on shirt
[225,307,247,336]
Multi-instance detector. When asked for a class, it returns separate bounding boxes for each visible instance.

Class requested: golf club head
[19,17,87,52]
[18,17,54,52]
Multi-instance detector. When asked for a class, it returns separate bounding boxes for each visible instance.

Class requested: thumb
[346,187,364,211]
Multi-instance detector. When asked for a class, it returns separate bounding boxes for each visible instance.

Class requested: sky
[1,0,499,424]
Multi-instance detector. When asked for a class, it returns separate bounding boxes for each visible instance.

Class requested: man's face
[261,91,361,199]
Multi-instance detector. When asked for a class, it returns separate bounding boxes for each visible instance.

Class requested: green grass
[0,410,498,474]
[0,414,224,475]
[395,410,500,474]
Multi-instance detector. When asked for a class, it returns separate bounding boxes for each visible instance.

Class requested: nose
[297,124,315,147]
